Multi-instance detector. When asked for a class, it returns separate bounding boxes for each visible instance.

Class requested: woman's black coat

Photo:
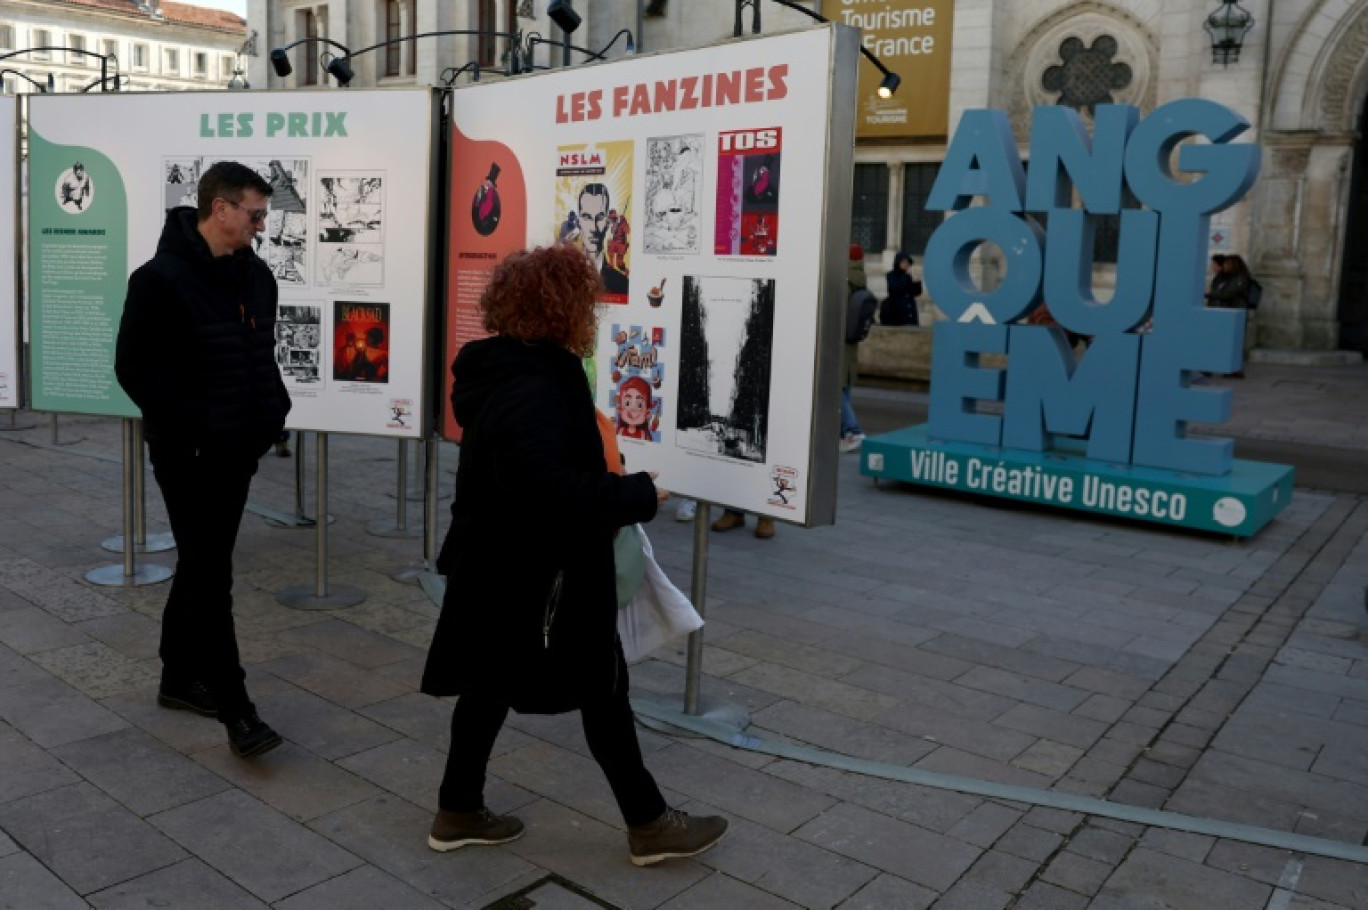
[421,335,658,713]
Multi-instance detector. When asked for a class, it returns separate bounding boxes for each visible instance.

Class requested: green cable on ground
[631,698,1368,865]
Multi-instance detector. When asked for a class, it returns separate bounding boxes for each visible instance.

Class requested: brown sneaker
[428,808,525,852]
[754,518,776,539]
[710,511,745,532]
[628,808,728,866]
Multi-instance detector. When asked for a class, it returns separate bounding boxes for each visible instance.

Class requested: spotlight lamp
[877,71,900,99]
[547,0,581,34]
[269,48,292,77]
[324,55,355,86]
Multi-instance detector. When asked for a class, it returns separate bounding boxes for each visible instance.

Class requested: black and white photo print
[675,275,775,463]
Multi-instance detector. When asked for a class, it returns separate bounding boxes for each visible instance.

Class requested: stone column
[885,159,904,264]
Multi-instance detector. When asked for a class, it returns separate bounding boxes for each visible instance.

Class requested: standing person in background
[1206,254,1229,301]
[1205,253,1255,376]
[881,252,922,326]
[423,244,727,866]
[115,161,292,758]
[841,244,872,454]
[1206,253,1250,309]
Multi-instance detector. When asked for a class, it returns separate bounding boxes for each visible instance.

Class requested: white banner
[444,26,857,525]
[26,89,435,437]
[0,96,17,409]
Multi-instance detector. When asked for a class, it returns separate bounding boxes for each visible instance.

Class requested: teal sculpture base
[860,425,1293,538]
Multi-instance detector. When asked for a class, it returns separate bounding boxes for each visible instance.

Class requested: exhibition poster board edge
[23,87,439,437]
[4,96,20,411]
[419,87,446,443]
[805,24,861,528]
[276,86,440,442]
[436,25,856,529]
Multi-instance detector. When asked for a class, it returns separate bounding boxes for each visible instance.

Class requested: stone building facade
[247,0,1368,355]
[1,0,249,94]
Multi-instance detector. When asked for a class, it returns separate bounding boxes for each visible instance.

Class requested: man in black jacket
[116,161,292,758]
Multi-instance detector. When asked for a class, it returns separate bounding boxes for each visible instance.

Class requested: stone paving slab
[0,361,1365,908]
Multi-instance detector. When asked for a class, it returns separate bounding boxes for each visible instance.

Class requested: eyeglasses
[220,198,268,223]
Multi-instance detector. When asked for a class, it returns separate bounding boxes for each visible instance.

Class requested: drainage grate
[481,874,624,910]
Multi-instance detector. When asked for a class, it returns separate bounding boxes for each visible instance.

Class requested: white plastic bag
[617,525,703,662]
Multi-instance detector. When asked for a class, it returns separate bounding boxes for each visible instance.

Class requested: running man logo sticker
[768,465,800,510]
[388,399,413,429]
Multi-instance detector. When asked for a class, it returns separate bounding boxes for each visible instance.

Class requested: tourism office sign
[838,0,955,139]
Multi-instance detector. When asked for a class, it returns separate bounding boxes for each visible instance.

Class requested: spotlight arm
[270,36,353,61]
[526,28,635,65]
[345,29,520,63]
[440,61,481,86]
[81,73,130,92]
[0,68,50,92]
[1,46,117,92]
[743,0,898,91]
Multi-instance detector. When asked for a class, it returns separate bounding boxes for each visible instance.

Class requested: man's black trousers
[149,442,258,722]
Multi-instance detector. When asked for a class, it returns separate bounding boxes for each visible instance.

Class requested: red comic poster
[332,301,391,384]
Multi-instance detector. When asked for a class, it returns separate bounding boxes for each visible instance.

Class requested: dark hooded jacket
[115,207,290,456]
[421,335,658,713]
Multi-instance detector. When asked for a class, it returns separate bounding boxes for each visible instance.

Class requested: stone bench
[856,324,934,382]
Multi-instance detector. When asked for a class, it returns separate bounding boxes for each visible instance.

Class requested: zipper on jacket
[239,303,256,331]
[542,570,564,649]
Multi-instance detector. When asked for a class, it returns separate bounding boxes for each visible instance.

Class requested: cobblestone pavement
[0,358,1365,909]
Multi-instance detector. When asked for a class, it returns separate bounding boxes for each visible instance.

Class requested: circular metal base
[85,563,174,587]
[631,694,751,738]
[101,532,177,554]
[386,491,449,502]
[276,583,367,610]
[365,519,423,539]
[389,561,430,583]
[263,513,333,530]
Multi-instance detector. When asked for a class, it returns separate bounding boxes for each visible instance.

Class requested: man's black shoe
[224,712,283,758]
[157,680,218,718]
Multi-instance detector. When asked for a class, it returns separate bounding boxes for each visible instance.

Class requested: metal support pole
[87,419,173,586]
[295,430,306,514]
[368,438,421,538]
[102,420,174,553]
[263,430,320,528]
[277,432,365,609]
[315,433,328,594]
[50,413,83,446]
[0,409,37,431]
[634,499,749,735]
[683,501,711,714]
[424,437,440,567]
[393,435,441,586]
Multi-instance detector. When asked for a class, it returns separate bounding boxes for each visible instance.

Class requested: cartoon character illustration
[616,375,653,440]
[607,208,631,274]
[471,162,502,236]
[558,210,581,246]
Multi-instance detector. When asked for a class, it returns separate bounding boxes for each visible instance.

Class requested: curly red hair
[481,245,604,355]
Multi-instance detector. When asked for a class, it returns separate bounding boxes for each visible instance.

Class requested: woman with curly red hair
[421,245,727,865]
